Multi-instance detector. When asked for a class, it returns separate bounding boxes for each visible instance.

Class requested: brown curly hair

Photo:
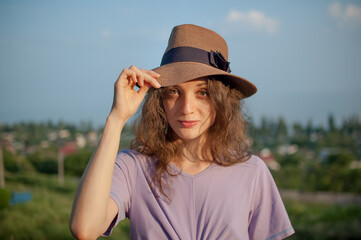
[130,77,251,198]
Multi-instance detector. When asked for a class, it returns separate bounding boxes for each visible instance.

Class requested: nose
[180,93,195,114]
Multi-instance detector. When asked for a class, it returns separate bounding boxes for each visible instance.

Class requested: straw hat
[153,24,257,98]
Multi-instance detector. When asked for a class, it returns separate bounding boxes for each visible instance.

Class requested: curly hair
[130,77,251,198]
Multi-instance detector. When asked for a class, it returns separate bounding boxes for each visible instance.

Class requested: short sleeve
[248,157,295,240]
[103,149,138,236]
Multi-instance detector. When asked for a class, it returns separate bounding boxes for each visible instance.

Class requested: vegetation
[0,172,131,240]
[285,201,361,239]
[0,114,360,239]
[249,115,361,193]
[1,172,360,239]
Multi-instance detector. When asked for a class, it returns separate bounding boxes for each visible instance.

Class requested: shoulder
[115,149,155,172]
[218,155,271,183]
[245,154,274,180]
[231,154,268,173]
[211,155,268,184]
[117,148,143,156]
[244,154,265,165]
[115,149,146,168]
[116,148,155,162]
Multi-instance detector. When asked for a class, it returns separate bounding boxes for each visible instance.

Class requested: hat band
[161,46,231,73]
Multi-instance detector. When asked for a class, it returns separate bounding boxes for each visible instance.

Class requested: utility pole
[0,141,5,188]
[58,148,64,186]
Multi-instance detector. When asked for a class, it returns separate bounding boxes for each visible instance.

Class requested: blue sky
[1,0,360,127]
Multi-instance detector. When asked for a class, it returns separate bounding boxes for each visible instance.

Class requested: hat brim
[152,62,257,98]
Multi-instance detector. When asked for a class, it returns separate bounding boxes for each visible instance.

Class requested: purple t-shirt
[104,149,294,239]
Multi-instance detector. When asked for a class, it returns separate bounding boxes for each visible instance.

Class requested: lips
[178,120,199,128]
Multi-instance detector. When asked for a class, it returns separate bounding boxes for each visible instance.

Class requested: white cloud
[101,29,112,39]
[329,2,361,27]
[329,2,342,18]
[345,4,361,20]
[226,9,280,35]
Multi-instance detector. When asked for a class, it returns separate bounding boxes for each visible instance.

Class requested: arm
[69,66,161,240]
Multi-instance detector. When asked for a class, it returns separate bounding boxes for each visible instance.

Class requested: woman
[70,24,294,239]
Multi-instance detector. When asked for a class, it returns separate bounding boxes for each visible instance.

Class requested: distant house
[258,148,280,171]
[47,131,57,141]
[1,132,16,154]
[87,131,98,147]
[350,160,361,169]
[60,142,77,156]
[277,144,299,155]
[58,129,71,139]
[76,134,87,148]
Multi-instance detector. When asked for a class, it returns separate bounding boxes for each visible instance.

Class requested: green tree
[64,150,93,177]
[28,148,58,174]
[328,113,336,132]
[276,116,288,141]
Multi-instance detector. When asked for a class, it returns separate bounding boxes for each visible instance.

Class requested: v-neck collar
[169,161,214,179]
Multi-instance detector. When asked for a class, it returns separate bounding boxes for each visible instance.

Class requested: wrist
[106,112,127,131]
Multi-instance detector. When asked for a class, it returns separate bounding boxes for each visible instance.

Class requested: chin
[173,130,206,141]
[179,135,200,141]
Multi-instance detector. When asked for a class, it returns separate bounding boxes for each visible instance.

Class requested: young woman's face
[162,78,215,142]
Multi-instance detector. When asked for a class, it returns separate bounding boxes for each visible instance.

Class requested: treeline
[249,114,360,155]
[1,115,360,193]
[1,114,360,154]
[0,120,98,147]
[0,120,132,177]
[248,114,361,193]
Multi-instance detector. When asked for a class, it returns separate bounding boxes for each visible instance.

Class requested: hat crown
[165,24,229,60]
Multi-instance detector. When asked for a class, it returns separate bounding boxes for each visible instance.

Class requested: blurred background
[0,0,360,239]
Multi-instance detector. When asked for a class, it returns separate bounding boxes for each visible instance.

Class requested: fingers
[138,67,161,89]
[137,82,151,99]
[141,68,161,79]
[118,68,137,88]
[141,69,161,89]
[124,66,161,89]
[129,65,145,87]
[111,66,160,121]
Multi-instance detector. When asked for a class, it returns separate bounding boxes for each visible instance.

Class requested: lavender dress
[104,149,294,239]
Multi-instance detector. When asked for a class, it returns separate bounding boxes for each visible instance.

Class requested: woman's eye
[167,89,178,95]
[198,90,209,97]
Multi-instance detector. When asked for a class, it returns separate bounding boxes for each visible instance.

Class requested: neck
[172,135,213,175]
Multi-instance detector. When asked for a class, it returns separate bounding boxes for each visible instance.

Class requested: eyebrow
[195,83,208,87]
[164,82,208,88]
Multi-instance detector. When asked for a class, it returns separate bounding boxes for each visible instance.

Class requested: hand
[109,65,161,122]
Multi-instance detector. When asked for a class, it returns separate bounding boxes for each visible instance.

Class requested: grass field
[1,172,360,239]
[0,172,130,240]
